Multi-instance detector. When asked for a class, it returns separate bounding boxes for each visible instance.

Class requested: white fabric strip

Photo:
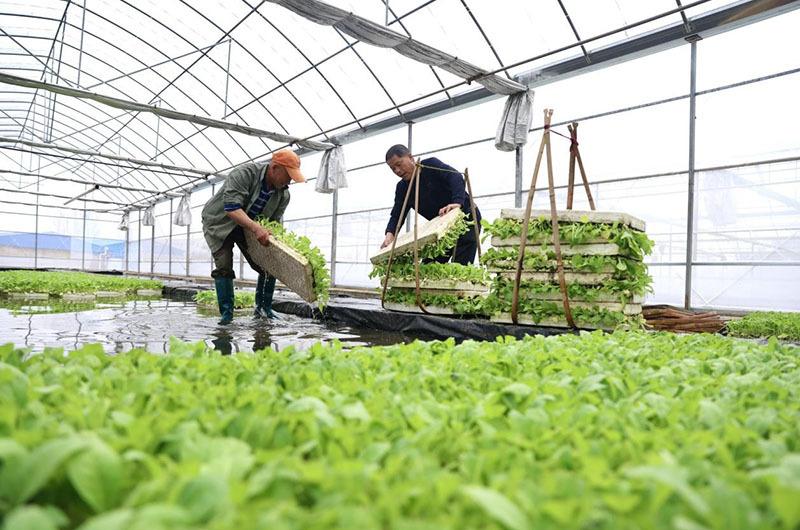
[270,0,526,96]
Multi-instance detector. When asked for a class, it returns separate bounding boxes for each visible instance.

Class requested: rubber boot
[254,274,277,319]
[214,277,235,325]
[254,274,265,317]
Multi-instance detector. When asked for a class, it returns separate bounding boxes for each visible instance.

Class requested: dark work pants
[429,216,481,266]
[211,226,266,279]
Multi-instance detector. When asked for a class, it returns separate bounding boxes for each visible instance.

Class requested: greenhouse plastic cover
[0,0,745,213]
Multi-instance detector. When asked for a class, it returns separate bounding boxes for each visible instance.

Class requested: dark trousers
[211,226,265,279]
[430,216,481,266]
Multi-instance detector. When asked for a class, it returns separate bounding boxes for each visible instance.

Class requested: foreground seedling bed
[4,332,797,529]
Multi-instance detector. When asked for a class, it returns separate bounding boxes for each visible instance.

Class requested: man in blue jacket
[381,144,481,265]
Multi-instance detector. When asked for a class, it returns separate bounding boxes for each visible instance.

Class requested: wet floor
[0,298,421,354]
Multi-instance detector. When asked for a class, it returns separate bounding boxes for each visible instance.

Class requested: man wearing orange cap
[201,149,306,324]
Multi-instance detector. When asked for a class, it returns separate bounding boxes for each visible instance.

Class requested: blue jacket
[385,157,481,234]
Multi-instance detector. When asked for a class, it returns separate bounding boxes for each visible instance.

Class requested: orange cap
[271,149,306,183]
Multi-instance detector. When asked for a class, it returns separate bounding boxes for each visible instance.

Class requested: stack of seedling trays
[370,209,489,316]
[481,208,654,330]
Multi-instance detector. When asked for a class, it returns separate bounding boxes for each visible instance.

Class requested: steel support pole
[150,225,155,274]
[168,198,173,275]
[185,225,190,278]
[137,209,142,274]
[81,208,86,270]
[514,145,523,208]
[124,223,129,272]
[33,96,40,268]
[154,98,161,156]
[34,183,40,269]
[331,189,338,285]
[684,40,698,309]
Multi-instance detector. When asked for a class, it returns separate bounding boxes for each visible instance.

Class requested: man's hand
[254,226,272,246]
[438,203,461,216]
[380,232,395,249]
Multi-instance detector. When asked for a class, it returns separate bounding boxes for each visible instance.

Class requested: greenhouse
[1,1,799,529]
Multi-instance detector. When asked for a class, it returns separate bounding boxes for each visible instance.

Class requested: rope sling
[511,109,596,327]
[380,160,481,313]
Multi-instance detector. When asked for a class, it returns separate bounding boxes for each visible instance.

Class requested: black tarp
[273,296,572,342]
[164,283,574,342]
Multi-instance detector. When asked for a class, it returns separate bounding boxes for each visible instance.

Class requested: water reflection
[211,328,234,356]
[0,297,417,354]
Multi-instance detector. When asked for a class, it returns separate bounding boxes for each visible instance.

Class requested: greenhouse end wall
[0,11,797,312]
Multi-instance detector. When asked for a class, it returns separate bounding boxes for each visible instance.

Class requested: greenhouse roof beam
[0,168,174,196]
[0,186,130,206]
[0,198,110,213]
[0,73,335,150]
[0,136,224,179]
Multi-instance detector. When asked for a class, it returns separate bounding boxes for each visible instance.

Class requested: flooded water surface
[0,298,417,354]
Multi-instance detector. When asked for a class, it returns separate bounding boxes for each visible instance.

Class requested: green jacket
[201,162,290,253]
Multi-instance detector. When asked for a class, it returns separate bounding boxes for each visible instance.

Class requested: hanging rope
[566,122,596,210]
[463,168,482,262]
[411,162,431,315]
[380,161,419,310]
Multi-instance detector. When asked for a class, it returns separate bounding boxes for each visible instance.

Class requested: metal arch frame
[251,8,364,129]
[2,11,273,187]
[301,0,800,153]
[134,0,799,211]
[333,25,405,122]
[0,21,238,188]
[41,6,256,172]
[84,40,229,91]
[8,28,234,169]
[123,0,452,175]
[383,0,454,103]
[175,1,330,141]
[122,0,318,139]
[6,100,174,205]
[555,0,591,64]
[7,3,72,140]
[458,0,513,78]
[112,0,288,143]
[239,0,727,162]
[1,0,796,214]
[83,0,334,188]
